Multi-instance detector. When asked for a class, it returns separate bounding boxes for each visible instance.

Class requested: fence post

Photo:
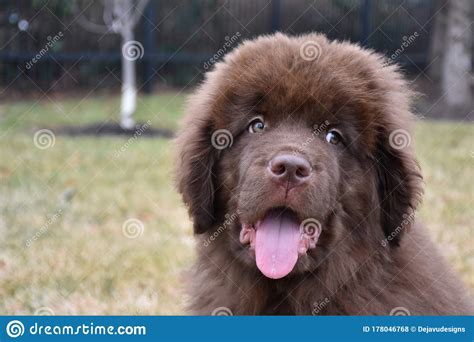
[142,1,157,93]
[271,0,281,32]
[360,0,373,46]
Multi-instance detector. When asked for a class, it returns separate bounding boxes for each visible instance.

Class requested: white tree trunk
[120,28,137,129]
[428,0,448,82]
[441,0,472,106]
[77,0,149,128]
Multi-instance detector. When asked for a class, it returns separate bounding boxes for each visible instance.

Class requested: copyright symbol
[410,326,417,332]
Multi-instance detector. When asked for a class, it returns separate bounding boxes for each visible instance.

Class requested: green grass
[0,94,472,314]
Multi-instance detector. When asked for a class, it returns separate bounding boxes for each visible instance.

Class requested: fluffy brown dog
[175,33,472,315]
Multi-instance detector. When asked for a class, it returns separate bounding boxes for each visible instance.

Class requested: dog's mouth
[239,207,321,279]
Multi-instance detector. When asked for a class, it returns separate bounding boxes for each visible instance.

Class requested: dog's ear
[374,126,423,246]
[175,112,218,234]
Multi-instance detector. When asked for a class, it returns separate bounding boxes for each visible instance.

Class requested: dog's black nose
[268,154,311,189]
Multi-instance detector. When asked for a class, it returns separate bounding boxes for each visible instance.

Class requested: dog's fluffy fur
[175,33,472,315]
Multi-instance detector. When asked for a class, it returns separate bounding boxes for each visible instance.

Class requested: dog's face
[176,33,422,279]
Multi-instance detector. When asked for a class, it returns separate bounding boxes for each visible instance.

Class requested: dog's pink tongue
[255,210,301,279]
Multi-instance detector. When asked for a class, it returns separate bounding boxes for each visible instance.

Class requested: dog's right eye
[248,117,265,133]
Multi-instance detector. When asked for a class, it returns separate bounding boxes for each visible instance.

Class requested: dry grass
[0,94,472,314]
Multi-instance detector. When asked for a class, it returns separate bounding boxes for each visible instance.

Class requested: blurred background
[0,0,472,315]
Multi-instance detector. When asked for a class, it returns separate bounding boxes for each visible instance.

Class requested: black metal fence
[0,0,436,94]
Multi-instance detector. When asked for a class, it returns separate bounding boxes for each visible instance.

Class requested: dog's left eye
[325,129,343,145]
[248,118,265,133]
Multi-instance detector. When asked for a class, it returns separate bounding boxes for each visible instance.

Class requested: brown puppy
[175,33,472,315]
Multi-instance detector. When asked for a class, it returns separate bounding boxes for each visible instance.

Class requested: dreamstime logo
[293,120,329,156]
[25,208,63,247]
[203,210,240,247]
[114,120,152,158]
[122,40,144,61]
[312,297,330,315]
[203,32,241,70]
[122,218,144,239]
[381,209,415,247]
[390,306,411,316]
[389,129,411,150]
[211,307,233,316]
[386,31,419,65]
[300,218,322,239]
[25,31,64,69]
[300,40,322,61]
[34,306,55,315]
[211,129,233,150]
[6,320,25,338]
[33,129,56,149]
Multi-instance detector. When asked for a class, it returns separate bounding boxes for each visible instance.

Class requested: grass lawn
[0,93,472,314]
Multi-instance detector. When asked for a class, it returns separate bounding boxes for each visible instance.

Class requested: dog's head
[176,33,422,279]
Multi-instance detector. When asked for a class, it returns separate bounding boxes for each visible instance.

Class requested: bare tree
[76,0,150,129]
[442,0,472,107]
